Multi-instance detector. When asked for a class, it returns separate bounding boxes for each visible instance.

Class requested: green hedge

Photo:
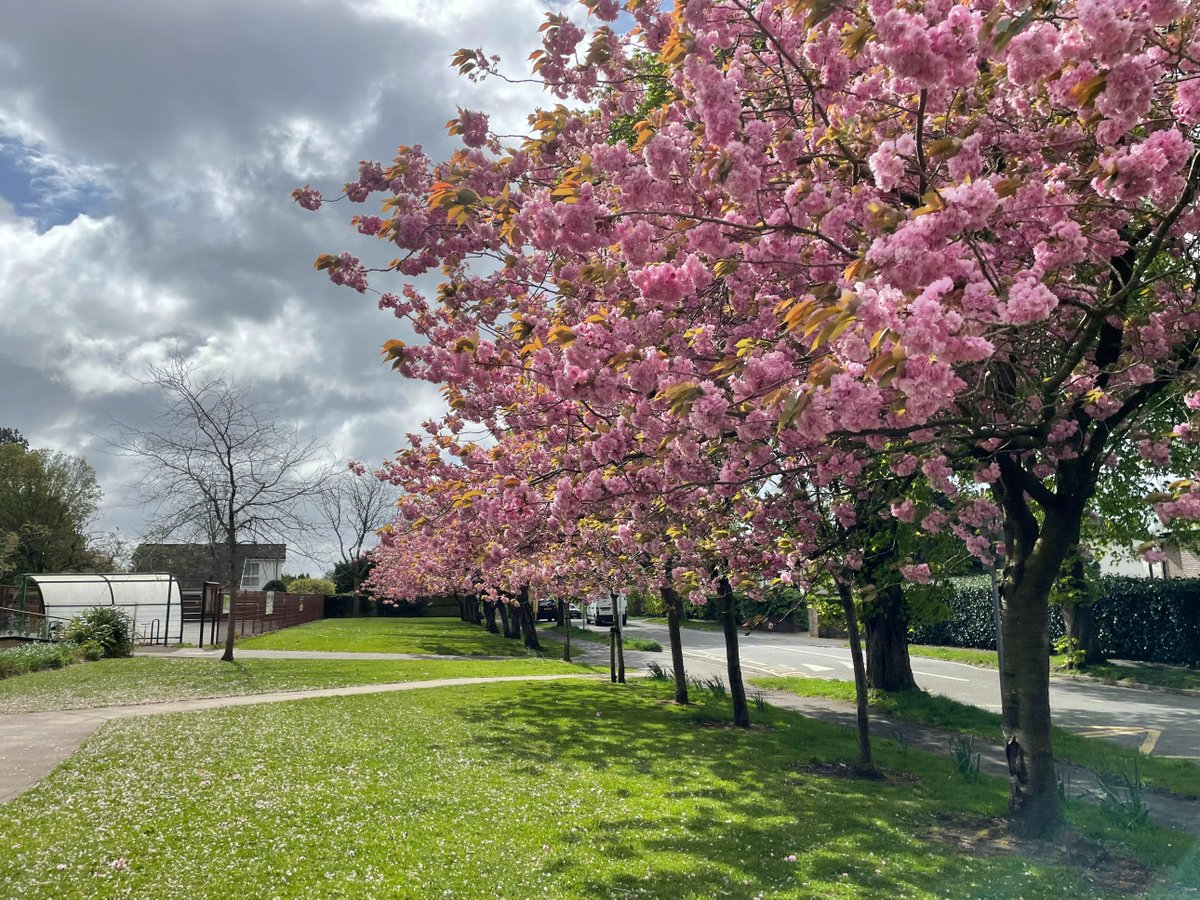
[909,575,1200,665]
[1089,576,1200,666]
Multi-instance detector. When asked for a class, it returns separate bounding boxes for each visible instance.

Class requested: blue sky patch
[0,135,109,231]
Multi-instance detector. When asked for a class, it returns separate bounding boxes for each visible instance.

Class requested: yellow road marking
[1065,725,1163,755]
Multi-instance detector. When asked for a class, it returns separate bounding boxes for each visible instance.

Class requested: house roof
[131,543,286,589]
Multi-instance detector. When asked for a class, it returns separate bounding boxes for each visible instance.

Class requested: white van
[584,594,627,626]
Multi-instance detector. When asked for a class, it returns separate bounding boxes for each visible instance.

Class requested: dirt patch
[922,814,1157,895]
[792,761,919,786]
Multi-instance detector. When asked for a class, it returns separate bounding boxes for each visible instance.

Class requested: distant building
[131,543,286,592]
[1097,537,1200,579]
[1152,543,1200,579]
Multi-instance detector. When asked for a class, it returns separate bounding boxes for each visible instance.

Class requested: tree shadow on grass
[449,681,1094,899]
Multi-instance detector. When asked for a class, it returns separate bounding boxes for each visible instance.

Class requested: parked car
[536,598,559,623]
[569,603,583,620]
[584,594,627,626]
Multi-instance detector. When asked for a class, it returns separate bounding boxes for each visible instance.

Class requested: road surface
[611,618,1200,759]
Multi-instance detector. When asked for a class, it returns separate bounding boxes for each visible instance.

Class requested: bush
[908,575,1200,666]
[262,579,287,593]
[62,606,134,658]
[286,576,336,595]
[624,637,663,652]
[0,641,82,679]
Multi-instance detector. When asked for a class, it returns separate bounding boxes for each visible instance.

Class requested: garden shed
[19,573,183,646]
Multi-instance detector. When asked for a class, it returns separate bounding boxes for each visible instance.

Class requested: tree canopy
[303,0,1200,835]
[0,442,102,579]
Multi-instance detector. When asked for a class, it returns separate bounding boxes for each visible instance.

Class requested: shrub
[624,637,663,652]
[285,576,336,595]
[262,579,287,593]
[62,606,134,658]
[0,641,82,679]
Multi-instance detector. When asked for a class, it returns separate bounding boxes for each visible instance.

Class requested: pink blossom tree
[305,0,1200,836]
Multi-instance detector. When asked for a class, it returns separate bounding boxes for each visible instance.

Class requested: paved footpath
[0,672,598,804]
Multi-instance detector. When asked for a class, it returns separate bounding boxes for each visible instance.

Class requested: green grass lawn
[0,656,596,714]
[907,645,1200,692]
[751,676,1200,799]
[1066,661,1200,692]
[3,679,1194,898]
[907,645,1004,668]
[543,623,663,652]
[638,615,726,632]
[238,616,531,656]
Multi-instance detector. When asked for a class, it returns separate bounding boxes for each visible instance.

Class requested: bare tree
[318,465,397,612]
[114,359,328,661]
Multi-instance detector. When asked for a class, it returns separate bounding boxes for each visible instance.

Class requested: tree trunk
[498,601,518,639]
[1059,553,1103,666]
[458,594,468,622]
[483,599,499,634]
[717,575,750,728]
[517,586,541,650]
[559,599,571,662]
[838,580,876,775]
[995,464,1076,838]
[864,582,917,692]
[1000,564,1061,836]
[613,592,625,684]
[221,533,238,663]
[1060,602,1103,666]
[662,583,689,704]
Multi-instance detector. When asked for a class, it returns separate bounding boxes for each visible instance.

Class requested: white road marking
[912,670,970,683]
[771,646,854,662]
[802,663,835,673]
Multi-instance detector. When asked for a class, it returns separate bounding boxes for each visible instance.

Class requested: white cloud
[0,0,563,567]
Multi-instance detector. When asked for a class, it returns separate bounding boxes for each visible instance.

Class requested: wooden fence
[199,590,324,644]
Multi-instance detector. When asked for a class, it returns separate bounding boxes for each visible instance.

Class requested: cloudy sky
[0,0,567,570]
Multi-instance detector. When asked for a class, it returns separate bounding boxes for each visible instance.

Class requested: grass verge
[908,645,1200,692]
[0,656,596,714]
[636,616,726,632]
[751,676,1200,799]
[1065,661,1200,692]
[543,624,662,652]
[237,616,529,656]
[907,645,1002,668]
[2,679,1194,897]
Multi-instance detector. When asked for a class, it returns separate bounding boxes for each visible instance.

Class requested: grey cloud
[0,0,558,566]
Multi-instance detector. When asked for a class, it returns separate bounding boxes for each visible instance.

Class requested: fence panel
[205,591,324,640]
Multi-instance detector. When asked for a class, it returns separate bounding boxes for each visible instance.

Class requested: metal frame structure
[18,572,184,646]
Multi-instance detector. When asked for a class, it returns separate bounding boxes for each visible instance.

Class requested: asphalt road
[612,618,1200,760]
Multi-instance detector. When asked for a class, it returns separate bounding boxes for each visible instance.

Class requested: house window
[241,561,262,591]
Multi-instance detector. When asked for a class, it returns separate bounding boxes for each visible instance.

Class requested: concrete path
[0,673,598,804]
[138,646,517,661]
